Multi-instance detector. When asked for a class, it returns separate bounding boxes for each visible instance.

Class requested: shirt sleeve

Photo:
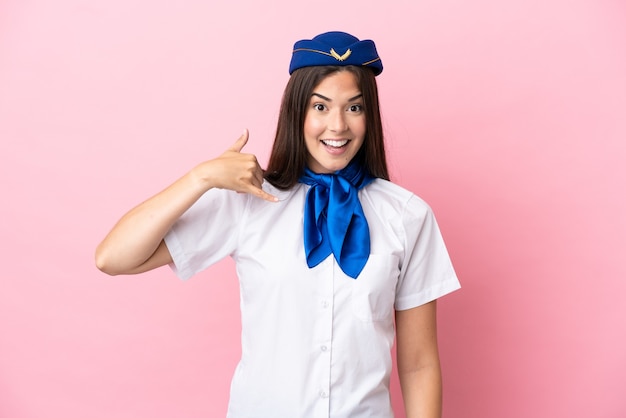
[164,188,246,280]
[394,195,461,310]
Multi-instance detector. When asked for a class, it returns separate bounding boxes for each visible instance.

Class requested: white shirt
[164,179,460,417]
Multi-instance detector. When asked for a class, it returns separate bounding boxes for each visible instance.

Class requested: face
[303,70,366,173]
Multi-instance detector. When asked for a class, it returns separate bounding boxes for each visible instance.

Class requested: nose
[328,109,348,133]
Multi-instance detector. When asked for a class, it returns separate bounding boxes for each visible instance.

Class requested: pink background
[1,0,625,417]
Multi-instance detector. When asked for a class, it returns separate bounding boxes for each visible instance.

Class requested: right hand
[196,129,278,202]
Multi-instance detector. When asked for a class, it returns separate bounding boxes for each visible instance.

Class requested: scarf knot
[298,161,374,279]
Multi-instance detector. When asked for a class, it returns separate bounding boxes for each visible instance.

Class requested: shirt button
[319,390,329,398]
[320,345,328,352]
[321,300,329,308]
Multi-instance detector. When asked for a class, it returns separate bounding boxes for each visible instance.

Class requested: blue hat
[289,31,383,76]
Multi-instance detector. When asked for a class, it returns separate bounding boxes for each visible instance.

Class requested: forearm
[95,168,211,275]
[395,301,442,418]
[398,362,442,418]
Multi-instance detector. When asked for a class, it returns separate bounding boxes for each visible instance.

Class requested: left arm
[395,300,442,418]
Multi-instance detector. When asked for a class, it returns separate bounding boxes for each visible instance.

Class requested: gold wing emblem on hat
[330,48,352,61]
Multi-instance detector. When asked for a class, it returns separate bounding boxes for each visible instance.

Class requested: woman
[96,31,460,418]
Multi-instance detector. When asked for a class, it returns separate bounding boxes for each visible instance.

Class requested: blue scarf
[299,160,374,279]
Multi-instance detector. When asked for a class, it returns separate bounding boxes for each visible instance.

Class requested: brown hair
[264,65,389,190]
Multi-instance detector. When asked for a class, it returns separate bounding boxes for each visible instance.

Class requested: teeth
[322,139,349,147]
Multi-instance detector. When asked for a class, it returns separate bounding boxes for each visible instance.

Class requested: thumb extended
[228,129,249,153]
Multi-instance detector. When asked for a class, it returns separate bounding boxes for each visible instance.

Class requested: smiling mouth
[321,139,350,148]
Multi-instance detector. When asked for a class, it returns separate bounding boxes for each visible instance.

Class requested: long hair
[264,65,389,190]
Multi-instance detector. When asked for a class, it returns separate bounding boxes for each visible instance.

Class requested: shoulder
[243,181,306,214]
[361,179,432,220]
[261,181,301,201]
[195,182,297,207]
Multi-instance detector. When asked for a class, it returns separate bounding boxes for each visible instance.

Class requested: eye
[313,103,326,112]
[348,104,363,112]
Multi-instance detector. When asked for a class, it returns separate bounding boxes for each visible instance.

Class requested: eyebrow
[311,93,363,102]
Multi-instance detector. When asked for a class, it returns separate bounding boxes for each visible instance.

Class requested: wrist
[187,160,219,193]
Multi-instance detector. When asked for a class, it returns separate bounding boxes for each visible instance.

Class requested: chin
[311,160,350,173]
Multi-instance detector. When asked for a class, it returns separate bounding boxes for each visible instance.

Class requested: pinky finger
[251,186,278,202]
